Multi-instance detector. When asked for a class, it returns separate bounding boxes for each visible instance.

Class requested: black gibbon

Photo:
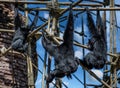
[11,9,39,53]
[42,8,79,82]
[79,9,107,69]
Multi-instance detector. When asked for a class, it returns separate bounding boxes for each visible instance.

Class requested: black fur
[42,9,79,82]
[80,9,107,69]
[11,11,39,53]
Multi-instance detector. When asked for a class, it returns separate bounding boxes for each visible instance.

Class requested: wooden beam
[0,0,51,4]
[0,0,103,7]
[19,7,120,11]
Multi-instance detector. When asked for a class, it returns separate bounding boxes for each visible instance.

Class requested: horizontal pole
[20,7,120,11]
[2,0,120,8]
[0,0,51,4]
[0,0,103,7]
[59,3,103,7]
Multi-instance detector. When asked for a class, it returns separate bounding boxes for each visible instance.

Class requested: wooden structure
[0,0,120,88]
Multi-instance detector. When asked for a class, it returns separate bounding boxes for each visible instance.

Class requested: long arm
[42,31,56,56]
[86,8,98,36]
[29,11,39,30]
[96,10,106,41]
[63,7,74,48]
[14,4,22,30]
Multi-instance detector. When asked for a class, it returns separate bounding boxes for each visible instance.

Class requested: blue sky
[26,0,120,88]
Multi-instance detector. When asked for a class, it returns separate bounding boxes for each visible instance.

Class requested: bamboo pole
[0,0,51,4]
[0,0,103,7]
[109,0,115,87]
[18,7,120,11]
[52,0,62,87]
[112,1,117,88]
[41,51,47,88]
[24,3,34,88]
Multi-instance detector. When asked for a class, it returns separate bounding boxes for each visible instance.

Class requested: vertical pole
[51,0,62,88]
[42,51,47,88]
[46,13,51,88]
[102,6,108,83]
[25,3,30,88]
[113,5,117,88]
[25,1,34,88]
[27,39,34,88]
[81,16,86,88]
[109,0,116,87]
[25,2,34,88]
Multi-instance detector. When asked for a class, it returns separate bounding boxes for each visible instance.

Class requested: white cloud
[91,69,103,80]
[62,81,69,88]
[87,69,103,84]
[74,26,82,43]
[35,79,42,86]
[49,80,69,88]
[49,80,55,88]
[43,12,49,19]
[75,50,83,59]
[75,26,81,31]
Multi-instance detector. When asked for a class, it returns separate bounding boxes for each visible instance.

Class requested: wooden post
[42,51,47,88]
[52,0,62,88]
[109,0,113,87]
[112,1,117,88]
[109,0,117,87]
[25,3,34,88]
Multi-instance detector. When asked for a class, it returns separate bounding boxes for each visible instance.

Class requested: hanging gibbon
[42,8,79,82]
[79,9,107,69]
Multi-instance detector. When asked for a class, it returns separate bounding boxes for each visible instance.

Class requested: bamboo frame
[0,0,120,88]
